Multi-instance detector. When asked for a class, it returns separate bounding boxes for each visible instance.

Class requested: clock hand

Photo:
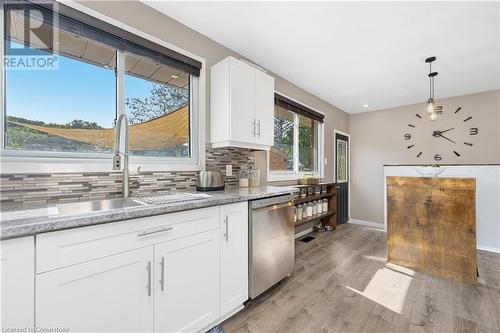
[439,128,455,134]
[433,128,455,137]
[438,133,456,144]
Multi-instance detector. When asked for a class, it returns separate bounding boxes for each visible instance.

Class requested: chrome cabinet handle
[146,261,152,297]
[252,119,256,137]
[159,256,165,291]
[137,226,173,237]
[257,120,261,137]
[224,215,229,242]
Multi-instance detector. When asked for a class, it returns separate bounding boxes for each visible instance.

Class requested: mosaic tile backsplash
[0,146,255,209]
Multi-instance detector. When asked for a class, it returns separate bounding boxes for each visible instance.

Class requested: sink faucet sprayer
[113,114,130,198]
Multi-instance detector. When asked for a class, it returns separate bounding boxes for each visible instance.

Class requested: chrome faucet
[113,114,130,198]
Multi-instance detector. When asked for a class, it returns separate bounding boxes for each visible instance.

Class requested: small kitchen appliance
[196,171,225,191]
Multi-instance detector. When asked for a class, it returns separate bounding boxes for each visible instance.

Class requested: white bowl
[415,166,446,177]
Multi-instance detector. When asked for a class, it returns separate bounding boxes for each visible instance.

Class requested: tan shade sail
[8,106,189,151]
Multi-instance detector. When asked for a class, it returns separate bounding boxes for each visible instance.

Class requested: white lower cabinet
[220,202,248,317]
[36,247,154,332]
[29,204,248,333]
[0,237,35,330]
[154,230,220,333]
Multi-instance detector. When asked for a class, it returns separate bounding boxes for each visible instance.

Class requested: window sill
[267,171,322,182]
[0,155,204,174]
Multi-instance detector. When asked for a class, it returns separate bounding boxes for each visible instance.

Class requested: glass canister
[239,168,249,187]
[306,203,313,217]
[249,168,260,187]
[321,186,327,195]
[296,205,303,221]
[314,186,321,195]
[303,204,308,219]
[322,199,328,212]
[299,188,307,198]
[307,187,314,197]
[312,201,317,215]
[317,200,323,214]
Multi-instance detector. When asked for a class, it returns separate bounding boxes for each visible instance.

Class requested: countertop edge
[0,187,297,241]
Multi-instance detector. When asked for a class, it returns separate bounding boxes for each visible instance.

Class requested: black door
[335,132,349,225]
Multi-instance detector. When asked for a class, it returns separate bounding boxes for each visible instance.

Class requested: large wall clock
[403,106,479,161]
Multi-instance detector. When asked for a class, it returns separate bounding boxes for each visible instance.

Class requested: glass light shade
[430,112,437,121]
[427,99,435,114]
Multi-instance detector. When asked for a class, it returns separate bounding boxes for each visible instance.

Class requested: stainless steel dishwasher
[249,194,295,299]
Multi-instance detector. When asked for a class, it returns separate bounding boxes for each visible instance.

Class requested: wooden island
[386,176,477,284]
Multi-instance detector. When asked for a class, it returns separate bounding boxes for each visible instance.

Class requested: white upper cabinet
[210,56,275,150]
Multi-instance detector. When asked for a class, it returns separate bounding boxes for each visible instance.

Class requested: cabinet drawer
[36,206,219,273]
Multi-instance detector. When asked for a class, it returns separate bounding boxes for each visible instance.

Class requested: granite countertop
[0,186,298,240]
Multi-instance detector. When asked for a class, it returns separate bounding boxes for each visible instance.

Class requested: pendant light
[425,56,439,120]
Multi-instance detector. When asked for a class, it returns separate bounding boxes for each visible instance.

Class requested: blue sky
[6,41,152,128]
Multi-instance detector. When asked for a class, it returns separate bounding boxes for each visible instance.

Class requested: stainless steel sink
[56,197,147,216]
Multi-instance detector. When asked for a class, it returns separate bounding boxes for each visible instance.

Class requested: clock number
[469,128,478,135]
[434,154,442,161]
[417,152,422,158]
[404,133,411,140]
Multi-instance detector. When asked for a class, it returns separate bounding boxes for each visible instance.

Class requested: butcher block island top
[386,176,477,285]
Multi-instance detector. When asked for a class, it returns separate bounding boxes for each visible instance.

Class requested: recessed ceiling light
[171,74,179,79]
[363,104,369,108]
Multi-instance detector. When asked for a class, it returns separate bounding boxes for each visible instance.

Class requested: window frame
[0,1,206,173]
[267,93,324,182]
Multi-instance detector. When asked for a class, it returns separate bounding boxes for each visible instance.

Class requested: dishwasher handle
[249,194,295,210]
[251,201,293,213]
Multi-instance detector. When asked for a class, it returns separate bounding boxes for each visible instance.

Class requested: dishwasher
[249,194,295,299]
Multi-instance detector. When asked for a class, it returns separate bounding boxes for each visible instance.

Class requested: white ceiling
[144,1,500,114]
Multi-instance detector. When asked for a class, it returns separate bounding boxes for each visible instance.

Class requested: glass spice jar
[322,199,328,212]
[306,203,313,217]
[317,200,323,214]
[296,205,303,221]
[299,188,307,198]
[307,187,314,197]
[314,186,321,195]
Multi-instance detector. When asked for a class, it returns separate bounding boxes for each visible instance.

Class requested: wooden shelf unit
[292,182,337,230]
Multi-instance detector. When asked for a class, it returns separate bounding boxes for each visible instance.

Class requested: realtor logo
[3,0,59,70]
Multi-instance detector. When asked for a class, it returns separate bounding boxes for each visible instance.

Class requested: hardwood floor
[222,224,500,333]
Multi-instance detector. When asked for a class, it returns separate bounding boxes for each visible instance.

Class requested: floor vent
[300,236,316,243]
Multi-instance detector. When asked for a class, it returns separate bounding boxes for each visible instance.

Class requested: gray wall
[77,1,349,183]
[349,89,500,224]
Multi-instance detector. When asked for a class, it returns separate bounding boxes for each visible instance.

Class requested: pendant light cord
[429,61,433,100]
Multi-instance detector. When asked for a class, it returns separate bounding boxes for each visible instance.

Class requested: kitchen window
[268,93,324,181]
[0,1,204,172]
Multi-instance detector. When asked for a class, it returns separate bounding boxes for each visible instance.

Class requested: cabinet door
[1,237,34,330]
[254,70,275,146]
[154,230,220,333]
[36,247,153,332]
[220,202,248,316]
[229,58,256,144]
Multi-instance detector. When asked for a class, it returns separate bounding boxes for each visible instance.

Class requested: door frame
[333,129,351,222]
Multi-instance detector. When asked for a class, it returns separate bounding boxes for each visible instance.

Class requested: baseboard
[295,228,314,239]
[203,304,245,332]
[348,219,385,230]
[477,245,500,254]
